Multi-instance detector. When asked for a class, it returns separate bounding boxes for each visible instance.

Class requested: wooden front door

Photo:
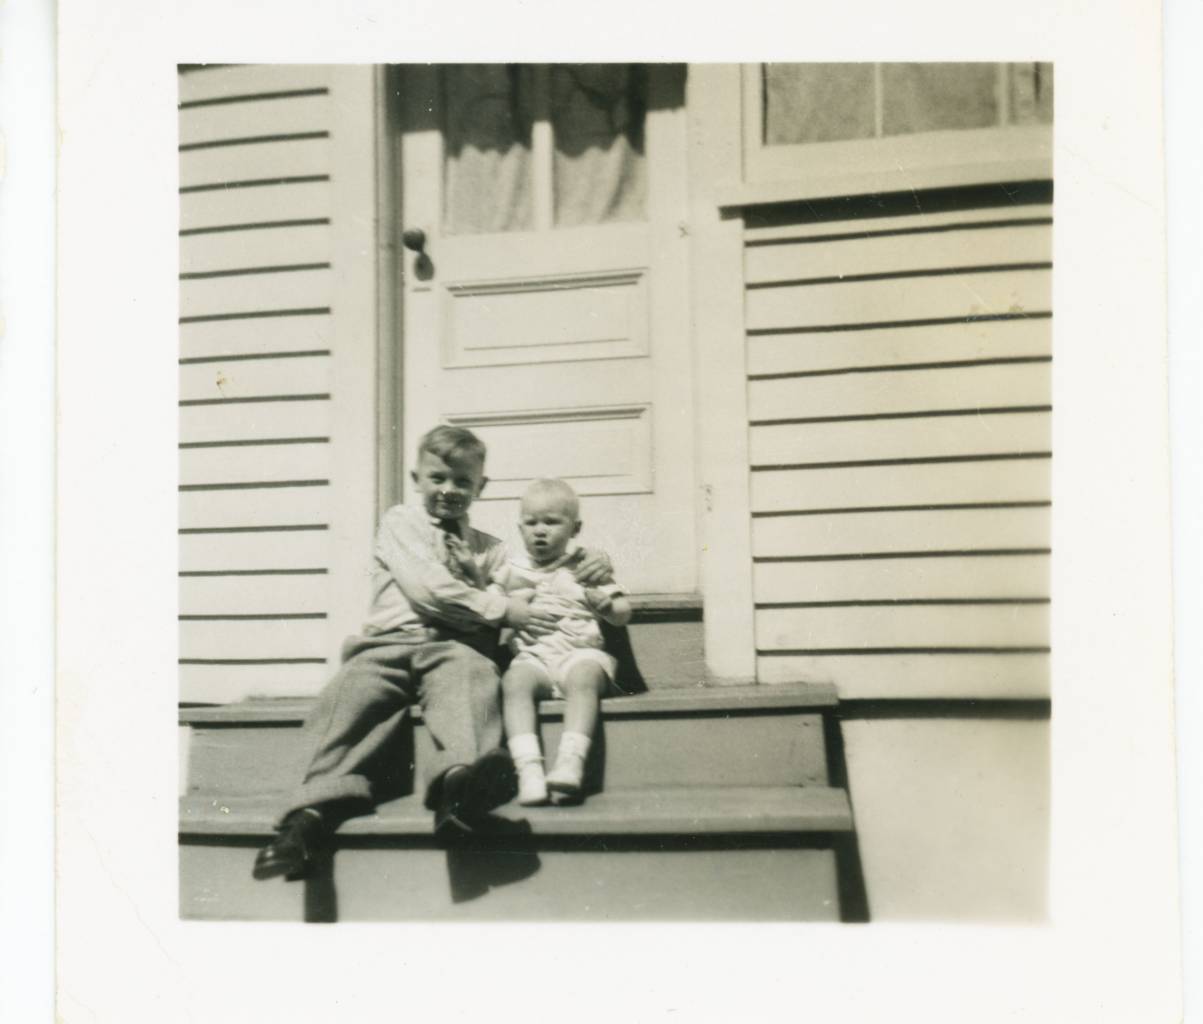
[397,64,696,595]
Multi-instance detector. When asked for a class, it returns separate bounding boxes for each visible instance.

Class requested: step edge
[180,682,839,726]
[179,786,854,837]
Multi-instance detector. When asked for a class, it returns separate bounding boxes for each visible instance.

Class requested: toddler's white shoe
[545,751,585,797]
[516,761,548,806]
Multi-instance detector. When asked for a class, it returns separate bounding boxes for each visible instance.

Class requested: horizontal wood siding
[178,65,376,703]
[743,196,1052,698]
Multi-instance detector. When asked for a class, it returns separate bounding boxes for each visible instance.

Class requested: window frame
[726,62,1052,207]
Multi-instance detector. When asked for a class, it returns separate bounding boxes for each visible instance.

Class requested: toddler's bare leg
[503,661,554,805]
[560,661,607,739]
[547,662,608,798]
[501,661,546,740]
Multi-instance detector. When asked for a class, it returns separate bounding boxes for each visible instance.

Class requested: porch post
[687,64,757,685]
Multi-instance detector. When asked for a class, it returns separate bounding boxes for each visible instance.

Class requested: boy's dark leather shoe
[433,749,517,841]
[252,808,327,881]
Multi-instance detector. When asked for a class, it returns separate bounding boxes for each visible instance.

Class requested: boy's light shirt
[362,503,509,638]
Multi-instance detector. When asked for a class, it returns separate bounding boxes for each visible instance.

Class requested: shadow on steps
[302,817,543,922]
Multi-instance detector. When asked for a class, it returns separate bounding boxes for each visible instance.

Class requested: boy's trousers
[278,630,503,823]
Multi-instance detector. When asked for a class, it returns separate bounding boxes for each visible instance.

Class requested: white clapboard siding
[178,64,330,105]
[756,604,1049,651]
[756,653,1049,699]
[179,65,378,702]
[749,362,1050,423]
[180,442,330,486]
[179,574,331,617]
[179,137,331,189]
[750,458,1051,513]
[179,484,331,529]
[180,269,333,320]
[180,618,331,661]
[753,555,1050,604]
[179,356,331,403]
[749,411,1050,466]
[179,94,332,148]
[741,197,1053,697]
[180,313,333,361]
[747,316,1051,376]
[746,269,1051,332]
[752,506,1051,559]
[180,182,332,233]
[180,529,331,572]
[181,225,333,276]
[179,399,332,445]
[743,204,1053,244]
[745,225,1051,286]
[180,663,332,704]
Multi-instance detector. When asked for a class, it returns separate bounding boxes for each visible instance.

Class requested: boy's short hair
[522,478,580,520]
[418,424,488,467]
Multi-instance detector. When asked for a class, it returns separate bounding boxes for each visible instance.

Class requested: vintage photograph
[176,62,1054,923]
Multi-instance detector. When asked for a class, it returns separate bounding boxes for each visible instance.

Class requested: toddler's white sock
[508,732,542,764]
[507,733,547,806]
[547,731,591,794]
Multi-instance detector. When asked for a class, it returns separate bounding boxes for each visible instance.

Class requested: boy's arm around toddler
[374,506,509,630]
[374,507,541,631]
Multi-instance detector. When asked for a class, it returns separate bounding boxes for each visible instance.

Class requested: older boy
[252,426,609,882]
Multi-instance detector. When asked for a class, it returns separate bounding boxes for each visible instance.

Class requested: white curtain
[442,64,534,235]
[551,64,647,227]
[441,63,648,235]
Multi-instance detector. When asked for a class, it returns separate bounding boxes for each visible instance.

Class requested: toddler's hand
[584,587,614,617]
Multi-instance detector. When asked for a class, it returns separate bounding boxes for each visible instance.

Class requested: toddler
[491,479,632,804]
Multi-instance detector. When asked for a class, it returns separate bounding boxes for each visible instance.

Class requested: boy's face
[411,450,487,523]
[519,492,580,566]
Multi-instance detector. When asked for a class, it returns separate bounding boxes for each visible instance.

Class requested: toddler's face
[412,450,486,522]
[519,493,579,566]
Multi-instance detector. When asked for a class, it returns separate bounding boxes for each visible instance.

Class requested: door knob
[401,228,433,281]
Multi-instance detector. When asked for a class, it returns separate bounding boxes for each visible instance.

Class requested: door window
[551,64,647,227]
[441,63,648,235]
[443,64,535,235]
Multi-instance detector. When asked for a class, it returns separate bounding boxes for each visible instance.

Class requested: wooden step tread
[180,785,853,838]
[179,681,839,726]
[626,593,703,623]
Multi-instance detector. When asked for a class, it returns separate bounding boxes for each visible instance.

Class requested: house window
[742,62,1053,201]
[442,63,648,235]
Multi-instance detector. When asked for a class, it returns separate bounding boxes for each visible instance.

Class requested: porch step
[180,785,853,921]
[182,784,854,837]
[180,682,840,797]
[623,594,704,690]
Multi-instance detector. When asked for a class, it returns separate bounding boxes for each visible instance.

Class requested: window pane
[1010,62,1053,125]
[764,63,876,145]
[443,64,534,235]
[881,63,1000,135]
[551,64,647,227]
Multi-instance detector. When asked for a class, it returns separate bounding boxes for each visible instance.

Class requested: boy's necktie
[436,519,470,582]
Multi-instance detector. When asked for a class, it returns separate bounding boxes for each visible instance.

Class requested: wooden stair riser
[183,710,831,797]
[626,619,705,690]
[181,838,842,922]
